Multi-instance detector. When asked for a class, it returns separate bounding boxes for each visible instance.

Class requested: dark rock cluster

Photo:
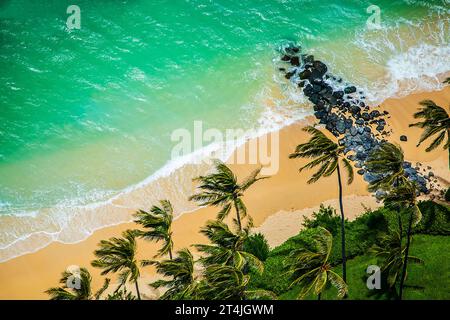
[278,45,428,194]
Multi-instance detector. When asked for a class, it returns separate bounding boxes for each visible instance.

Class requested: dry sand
[0,87,448,299]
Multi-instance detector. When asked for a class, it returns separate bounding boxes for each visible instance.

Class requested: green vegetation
[189,159,266,232]
[194,220,264,273]
[445,187,450,202]
[365,142,407,192]
[409,100,449,152]
[133,199,174,259]
[284,227,347,300]
[91,230,142,300]
[45,267,109,300]
[409,98,449,166]
[248,201,449,300]
[144,248,196,300]
[243,233,270,262]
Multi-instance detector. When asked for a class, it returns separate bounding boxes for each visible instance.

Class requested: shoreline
[1,63,448,263]
[0,86,449,299]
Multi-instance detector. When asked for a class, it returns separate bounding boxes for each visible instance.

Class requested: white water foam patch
[385,43,450,95]
[349,13,450,104]
[387,44,450,79]
[356,43,450,105]
[0,82,311,263]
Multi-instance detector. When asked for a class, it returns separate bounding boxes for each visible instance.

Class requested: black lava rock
[290,56,300,66]
[285,71,295,79]
[361,112,371,121]
[344,86,357,94]
[332,91,344,99]
[370,110,381,118]
[313,60,328,76]
[299,69,311,80]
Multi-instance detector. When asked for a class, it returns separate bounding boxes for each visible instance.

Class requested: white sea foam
[348,13,450,104]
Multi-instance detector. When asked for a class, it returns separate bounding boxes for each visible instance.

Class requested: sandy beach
[0,87,448,300]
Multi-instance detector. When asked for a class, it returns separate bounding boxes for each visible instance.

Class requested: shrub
[328,208,389,262]
[302,204,340,235]
[248,228,319,295]
[414,201,450,235]
[243,233,270,262]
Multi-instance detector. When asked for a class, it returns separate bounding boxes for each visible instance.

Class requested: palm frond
[328,270,348,298]
[409,100,449,152]
[341,158,354,184]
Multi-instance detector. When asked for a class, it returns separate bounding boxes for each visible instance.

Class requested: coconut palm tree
[189,160,266,232]
[365,142,407,192]
[365,142,410,237]
[91,230,142,300]
[284,227,347,300]
[370,229,423,298]
[409,100,449,164]
[194,220,263,274]
[289,126,353,282]
[381,181,423,300]
[197,264,276,300]
[142,248,196,300]
[134,199,174,259]
[45,267,110,300]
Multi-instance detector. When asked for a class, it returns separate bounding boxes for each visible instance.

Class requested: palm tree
[365,142,407,192]
[409,100,449,165]
[194,220,264,274]
[284,227,347,300]
[189,160,266,232]
[365,142,409,237]
[91,230,142,300]
[443,77,450,85]
[198,264,276,300]
[381,181,423,299]
[142,248,196,300]
[370,229,423,298]
[289,126,353,282]
[134,199,174,259]
[45,267,110,300]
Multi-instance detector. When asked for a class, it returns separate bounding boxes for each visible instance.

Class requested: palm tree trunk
[234,198,242,232]
[169,248,173,260]
[135,281,141,300]
[317,293,321,300]
[398,208,414,300]
[336,164,347,283]
[395,178,403,245]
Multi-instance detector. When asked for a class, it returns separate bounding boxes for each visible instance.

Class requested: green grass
[278,235,450,300]
[249,201,449,300]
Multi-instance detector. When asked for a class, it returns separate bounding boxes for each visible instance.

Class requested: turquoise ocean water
[0,0,449,261]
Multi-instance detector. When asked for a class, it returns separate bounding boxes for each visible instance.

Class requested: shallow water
[0,0,449,261]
